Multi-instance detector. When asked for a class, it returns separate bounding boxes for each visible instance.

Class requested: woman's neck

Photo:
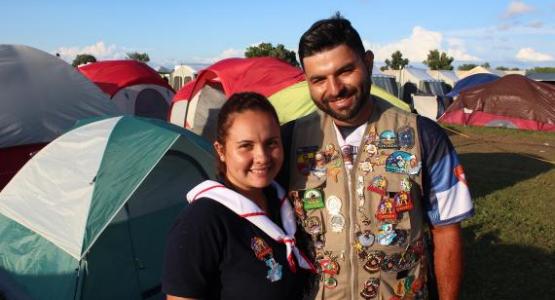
[226,181,268,213]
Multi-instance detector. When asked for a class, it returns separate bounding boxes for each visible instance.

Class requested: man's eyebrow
[308,74,325,81]
[235,139,253,144]
[335,62,356,75]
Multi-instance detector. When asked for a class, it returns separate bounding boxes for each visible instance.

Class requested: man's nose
[327,77,343,97]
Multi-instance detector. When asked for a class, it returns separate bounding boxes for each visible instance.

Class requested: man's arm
[430,223,463,300]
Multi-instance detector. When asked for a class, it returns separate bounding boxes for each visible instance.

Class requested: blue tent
[446,73,500,98]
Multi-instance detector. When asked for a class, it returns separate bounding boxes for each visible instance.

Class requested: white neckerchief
[332,122,368,169]
[186,180,316,273]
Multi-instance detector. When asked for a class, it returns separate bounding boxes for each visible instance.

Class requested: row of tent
[0,44,554,299]
[0,45,409,299]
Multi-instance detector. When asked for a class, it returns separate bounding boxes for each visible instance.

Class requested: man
[279,14,473,300]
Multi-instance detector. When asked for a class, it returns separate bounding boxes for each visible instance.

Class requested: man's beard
[314,83,369,122]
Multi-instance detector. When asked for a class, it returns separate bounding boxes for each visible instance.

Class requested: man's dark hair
[298,12,365,68]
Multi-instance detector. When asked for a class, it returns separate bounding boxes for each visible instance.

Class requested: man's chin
[329,109,358,122]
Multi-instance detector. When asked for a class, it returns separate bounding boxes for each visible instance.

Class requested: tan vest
[288,99,429,300]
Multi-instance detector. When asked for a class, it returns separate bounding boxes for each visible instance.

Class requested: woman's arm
[162,200,224,299]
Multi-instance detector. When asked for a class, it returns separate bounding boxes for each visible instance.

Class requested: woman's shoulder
[175,197,239,228]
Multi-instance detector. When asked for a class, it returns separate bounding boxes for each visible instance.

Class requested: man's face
[303,44,372,125]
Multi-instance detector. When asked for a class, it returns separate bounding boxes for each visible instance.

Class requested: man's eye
[267,140,279,147]
[340,69,354,76]
[312,78,324,85]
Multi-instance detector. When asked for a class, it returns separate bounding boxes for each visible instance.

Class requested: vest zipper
[346,170,356,300]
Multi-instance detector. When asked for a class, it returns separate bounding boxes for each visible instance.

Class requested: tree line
[71,51,150,67]
[70,44,554,74]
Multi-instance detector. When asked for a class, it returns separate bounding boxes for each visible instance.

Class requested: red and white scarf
[186,180,316,273]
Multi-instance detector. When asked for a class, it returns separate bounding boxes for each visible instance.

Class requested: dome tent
[439,75,555,131]
[0,116,214,300]
[170,57,409,141]
[79,60,175,121]
[0,44,120,190]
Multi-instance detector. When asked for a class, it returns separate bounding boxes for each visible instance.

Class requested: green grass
[444,125,555,299]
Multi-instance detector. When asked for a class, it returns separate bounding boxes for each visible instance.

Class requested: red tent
[79,60,175,120]
[173,57,304,102]
[439,75,555,132]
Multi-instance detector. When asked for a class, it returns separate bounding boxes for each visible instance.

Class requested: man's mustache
[323,87,356,103]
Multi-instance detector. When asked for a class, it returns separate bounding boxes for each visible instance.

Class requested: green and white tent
[0,116,215,300]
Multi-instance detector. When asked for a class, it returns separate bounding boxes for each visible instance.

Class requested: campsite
[1,42,553,299]
[1,1,554,299]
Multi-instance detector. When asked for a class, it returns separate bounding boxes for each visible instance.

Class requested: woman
[162,92,315,300]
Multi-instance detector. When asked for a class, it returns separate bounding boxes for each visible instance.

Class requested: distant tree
[127,52,150,63]
[383,50,409,70]
[496,66,509,71]
[245,42,299,67]
[423,49,454,70]
[481,62,491,69]
[72,54,97,67]
[511,67,520,71]
[527,66,555,74]
[457,64,477,71]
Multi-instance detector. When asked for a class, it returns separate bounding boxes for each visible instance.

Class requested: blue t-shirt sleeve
[418,116,474,226]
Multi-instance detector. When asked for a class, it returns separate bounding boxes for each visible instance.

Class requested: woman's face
[215,110,283,192]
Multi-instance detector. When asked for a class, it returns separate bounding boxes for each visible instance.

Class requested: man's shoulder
[375,96,418,121]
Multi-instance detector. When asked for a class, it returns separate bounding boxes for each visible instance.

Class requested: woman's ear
[214,141,225,162]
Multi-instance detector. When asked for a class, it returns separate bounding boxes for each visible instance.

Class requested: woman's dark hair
[215,92,281,179]
[298,12,365,69]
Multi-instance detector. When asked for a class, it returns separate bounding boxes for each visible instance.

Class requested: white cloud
[366,26,441,63]
[516,48,553,62]
[446,38,481,61]
[189,48,244,64]
[503,1,534,18]
[55,41,129,62]
[365,26,480,64]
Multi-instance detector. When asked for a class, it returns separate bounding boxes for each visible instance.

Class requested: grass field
[444,125,555,299]
[1,125,553,300]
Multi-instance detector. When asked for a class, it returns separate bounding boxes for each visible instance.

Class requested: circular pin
[359,161,373,173]
[357,231,375,247]
[364,251,385,273]
[364,143,378,156]
[326,196,342,214]
[321,259,340,275]
[360,278,379,299]
[305,216,321,235]
[323,277,338,289]
[329,213,346,232]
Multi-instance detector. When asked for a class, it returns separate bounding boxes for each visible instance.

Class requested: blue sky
[2,0,554,69]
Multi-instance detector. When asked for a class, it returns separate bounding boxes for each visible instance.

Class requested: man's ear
[214,141,225,162]
[364,50,375,75]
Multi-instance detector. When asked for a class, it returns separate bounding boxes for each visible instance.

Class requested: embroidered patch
[302,188,324,210]
[378,130,399,149]
[296,145,319,175]
[398,126,415,149]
